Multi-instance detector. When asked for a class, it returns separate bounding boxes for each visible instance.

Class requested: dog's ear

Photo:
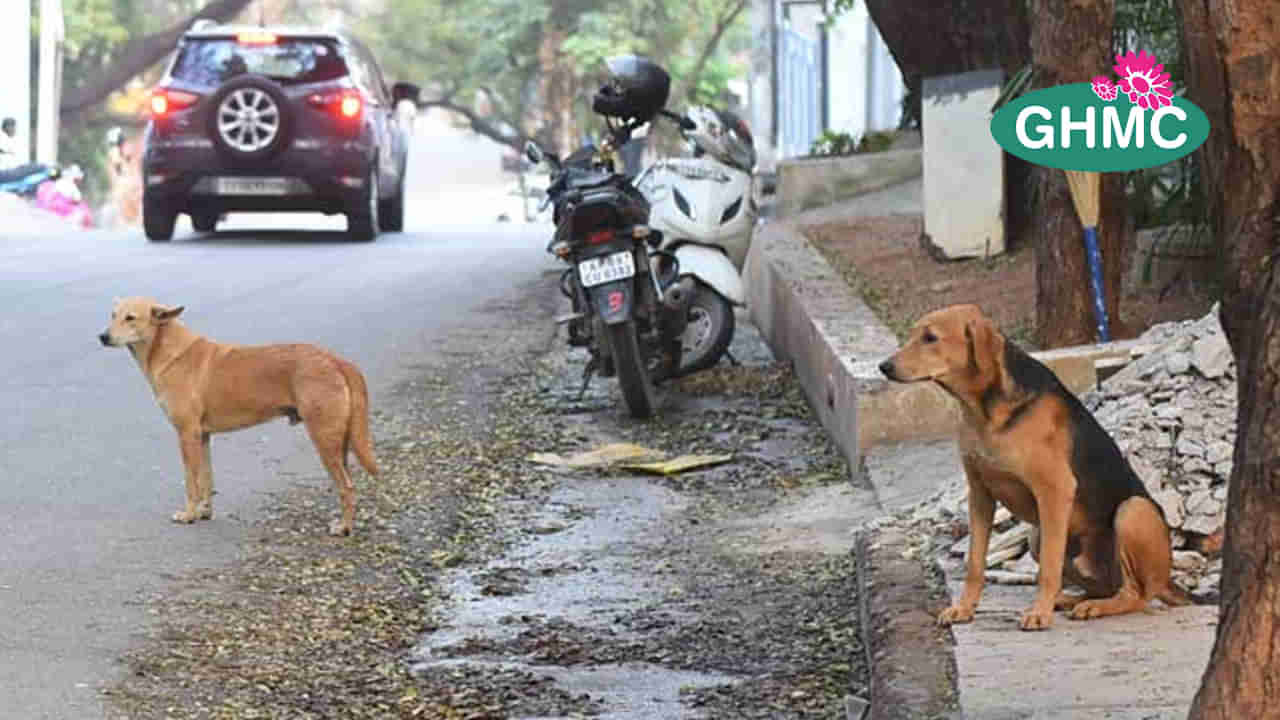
[151,305,185,323]
[964,317,996,375]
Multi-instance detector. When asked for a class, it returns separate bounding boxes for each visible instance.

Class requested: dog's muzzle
[98,331,113,347]
[878,358,897,380]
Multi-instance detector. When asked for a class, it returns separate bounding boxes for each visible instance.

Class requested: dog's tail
[337,359,379,477]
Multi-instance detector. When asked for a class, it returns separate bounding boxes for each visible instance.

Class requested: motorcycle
[633,105,758,374]
[526,123,670,419]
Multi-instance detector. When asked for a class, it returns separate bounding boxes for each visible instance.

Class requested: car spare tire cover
[208,74,294,163]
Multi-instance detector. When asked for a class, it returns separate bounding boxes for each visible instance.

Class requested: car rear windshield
[171,37,349,87]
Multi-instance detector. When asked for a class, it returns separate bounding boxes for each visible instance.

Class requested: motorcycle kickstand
[725,349,741,367]
[576,357,599,402]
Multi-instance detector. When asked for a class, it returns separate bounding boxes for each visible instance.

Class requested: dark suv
[141,24,417,242]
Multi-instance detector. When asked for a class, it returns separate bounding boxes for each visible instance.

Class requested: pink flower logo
[1113,50,1174,109]
[1091,75,1118,101]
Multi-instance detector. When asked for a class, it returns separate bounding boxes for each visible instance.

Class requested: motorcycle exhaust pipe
[660,277,697,340]
[662,276,697,313]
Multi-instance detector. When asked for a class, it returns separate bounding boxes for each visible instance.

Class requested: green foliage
[358,0,749,151]
[808,129,895,157]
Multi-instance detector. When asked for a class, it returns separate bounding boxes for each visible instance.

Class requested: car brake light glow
[340,94,362,118]
[586,229,615,246]
[236,31,277,45]
[307,91,364,119]
[148,88,200,116]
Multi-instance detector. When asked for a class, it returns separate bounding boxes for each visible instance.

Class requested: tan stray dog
[99,297,378,536]
[879,304,1189,630]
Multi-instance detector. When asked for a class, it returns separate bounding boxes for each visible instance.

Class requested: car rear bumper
[142,140,375,214]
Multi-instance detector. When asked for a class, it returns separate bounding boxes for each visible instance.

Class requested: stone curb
[857,530,961,720]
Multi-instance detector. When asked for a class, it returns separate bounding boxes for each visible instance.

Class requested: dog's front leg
[1021,470,1077,631]
[196,432,214,520]
[172,427,205,524]
[939,458,997,626]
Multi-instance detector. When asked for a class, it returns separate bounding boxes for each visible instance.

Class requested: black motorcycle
[525,55,695,419]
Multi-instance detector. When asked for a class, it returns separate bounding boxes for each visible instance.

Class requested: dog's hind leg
[302,407,357,537]
[1069,497,1171,620]
[195,432,214,520]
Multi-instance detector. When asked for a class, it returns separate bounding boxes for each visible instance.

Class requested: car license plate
[214,177,291,196]
[578,250,635,288]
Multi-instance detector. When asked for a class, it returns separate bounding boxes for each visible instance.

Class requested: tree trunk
[864,0,1029,128]
[1028,0,1130,348]
[1177,1,1280,715]
[537,0,578,157]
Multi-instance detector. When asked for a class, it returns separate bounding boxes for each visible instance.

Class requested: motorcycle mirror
[524,140,544,166]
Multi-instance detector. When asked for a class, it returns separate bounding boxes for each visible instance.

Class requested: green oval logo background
[990,83,1210,172]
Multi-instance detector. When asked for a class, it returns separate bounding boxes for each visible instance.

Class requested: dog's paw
[937,604,975,626]
[1068,600,1105,620]
[328,521,352,537]
[196,504,214,520]
[171,510,197,524]
[1018,607,1055,631]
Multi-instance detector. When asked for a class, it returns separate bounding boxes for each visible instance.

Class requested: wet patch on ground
[104,274,878,719]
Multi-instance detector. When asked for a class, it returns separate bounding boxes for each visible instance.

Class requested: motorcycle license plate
[578,250,635,288]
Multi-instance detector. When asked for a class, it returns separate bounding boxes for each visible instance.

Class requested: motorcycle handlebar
[658,109,695,131]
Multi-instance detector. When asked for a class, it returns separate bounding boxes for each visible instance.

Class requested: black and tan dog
[879,304,1189,630]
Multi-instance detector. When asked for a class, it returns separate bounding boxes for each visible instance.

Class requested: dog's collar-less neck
[142,324,200,380]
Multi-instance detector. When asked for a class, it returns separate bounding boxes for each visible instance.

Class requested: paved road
[0,165,556,716]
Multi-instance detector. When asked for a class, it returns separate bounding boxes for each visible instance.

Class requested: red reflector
[237,31,277,45]
[586,229,615,246]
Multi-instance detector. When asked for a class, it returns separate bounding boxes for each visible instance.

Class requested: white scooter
[635,106,758,374]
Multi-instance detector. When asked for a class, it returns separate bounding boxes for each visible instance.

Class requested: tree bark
[1028,0,1130,348]
[60,0,255,121]
[864,0,1030,128]
[1177,1,1280,714]
[537,0,578,157]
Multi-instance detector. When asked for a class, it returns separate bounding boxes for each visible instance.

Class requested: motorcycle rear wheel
[680,281,735,374]
[607,319,656,419]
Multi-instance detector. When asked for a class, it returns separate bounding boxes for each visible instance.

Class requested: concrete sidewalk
[745,182,1219,719]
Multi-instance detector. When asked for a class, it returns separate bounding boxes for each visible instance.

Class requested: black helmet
[592,55,671,123]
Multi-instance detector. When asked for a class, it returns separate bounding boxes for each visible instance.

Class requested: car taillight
[148,88,200,117]
[308,91,363,119]
[586,229,615,246]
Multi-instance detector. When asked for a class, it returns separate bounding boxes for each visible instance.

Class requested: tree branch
[419,97,528,151]
[677,0,747,103]
[60,0,255,120]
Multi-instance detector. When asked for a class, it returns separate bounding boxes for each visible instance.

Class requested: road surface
[0,123,555,718]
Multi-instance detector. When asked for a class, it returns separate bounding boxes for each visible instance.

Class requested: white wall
[0,1,32,165]
[825,7,905,141]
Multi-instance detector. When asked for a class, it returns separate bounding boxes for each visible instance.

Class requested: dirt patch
[804,216,1216,350]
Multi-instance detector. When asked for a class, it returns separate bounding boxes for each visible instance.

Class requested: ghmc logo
[990,51,1210,171]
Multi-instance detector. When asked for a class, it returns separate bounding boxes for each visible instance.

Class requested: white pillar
[36,0,64,166]
[0,1,32,165]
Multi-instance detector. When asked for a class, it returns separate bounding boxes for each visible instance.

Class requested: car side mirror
[391,82,421,105]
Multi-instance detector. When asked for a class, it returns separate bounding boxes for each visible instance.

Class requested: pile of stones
[875,306,1235,599]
